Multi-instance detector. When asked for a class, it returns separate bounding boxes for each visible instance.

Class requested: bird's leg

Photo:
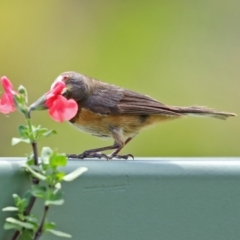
[109,137,134,160]
[68,128,134,160]
[67,143,120,160]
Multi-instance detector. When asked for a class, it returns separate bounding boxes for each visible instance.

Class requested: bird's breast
[69,108,174,138]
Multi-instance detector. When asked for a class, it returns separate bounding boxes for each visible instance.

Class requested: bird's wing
[117,90,180,116]
[82,80,180,116]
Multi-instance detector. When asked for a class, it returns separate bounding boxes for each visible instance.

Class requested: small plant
[0,77,87,239]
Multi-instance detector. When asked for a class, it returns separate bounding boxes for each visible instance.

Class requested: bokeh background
[0,0,239,157]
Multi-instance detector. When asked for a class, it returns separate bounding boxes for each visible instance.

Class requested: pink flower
[0,76,16,114]
[45,81,78,122]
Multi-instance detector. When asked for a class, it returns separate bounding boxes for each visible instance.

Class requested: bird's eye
[62,76,69,81]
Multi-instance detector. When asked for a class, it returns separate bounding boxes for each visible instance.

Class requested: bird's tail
[171,106,237,120]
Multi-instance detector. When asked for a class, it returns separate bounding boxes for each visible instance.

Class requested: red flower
[0,76,16,114]
[45,81,78,122]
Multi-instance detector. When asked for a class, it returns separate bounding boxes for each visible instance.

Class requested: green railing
[1,158,240,240]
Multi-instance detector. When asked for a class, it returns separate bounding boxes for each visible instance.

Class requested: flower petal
[48,95,78,122]
[61,98,78,121]
[0,76,16,114]
[48,96,65,122]
[1,76,14,93]
[46,81,66,99]
[42,80,78,122]
[0,93,16,114]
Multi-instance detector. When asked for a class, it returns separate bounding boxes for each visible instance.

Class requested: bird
[29,71,236,159]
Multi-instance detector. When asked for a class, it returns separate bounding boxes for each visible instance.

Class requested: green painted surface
[0,1,239,157]
[1,158,240,240]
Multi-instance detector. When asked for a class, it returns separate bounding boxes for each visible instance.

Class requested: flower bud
[18,85,28,104]
[13,94,28,117]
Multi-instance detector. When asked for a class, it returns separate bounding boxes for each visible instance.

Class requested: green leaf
[44,221,56,231]
[42,189,64,204]
[47,229,72,238]
[6,217,34,229]
[26,153,35,166]
[34,127,57,140]
[18,125,29,138]
[24,164,47,181]
[31,185,47,199]
[12,194,21,205]
[45,199,64,206]
[16,198,29,212]
[55,172,66,181]
[2,206,18,212]
[31,124,41,135]
[24,215,38,223]
[3,222,22,231]
[23,190,32,203]
[19,229,34,240]
[42,129,57,137]
[55,182,62,189]
[30,165,42,172]
[17,213,25,221]
[50,153,67,168]
[41,147,52,164]
[26,159,34,166]
[37,128,57,137]
[63,167,88,182]
[47,189,63,201]
[12,137,31,146]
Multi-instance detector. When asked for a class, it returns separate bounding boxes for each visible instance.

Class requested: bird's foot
[67,152,134,160]
[67,152,109,160]
[109,153,134,160]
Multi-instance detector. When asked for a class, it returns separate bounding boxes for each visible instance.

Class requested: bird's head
[29,71,90,112]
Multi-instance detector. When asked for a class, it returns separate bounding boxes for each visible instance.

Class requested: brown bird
[29,71,236,159]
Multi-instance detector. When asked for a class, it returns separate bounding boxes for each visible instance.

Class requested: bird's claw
[88,152,109,160]
[67,152,134,160]
[110,154,134,160]
[67,152,109,160]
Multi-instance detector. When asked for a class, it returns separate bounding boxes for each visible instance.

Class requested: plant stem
[26,118,34,142]
[11,231,20,240]
[11,118,39,240]
[32,141,39,168]
[26,117,38,165]
[34,206,49,240]
[24,141,39,214]
[11,189,40,240]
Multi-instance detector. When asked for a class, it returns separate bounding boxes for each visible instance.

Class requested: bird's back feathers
[80,78,236,120]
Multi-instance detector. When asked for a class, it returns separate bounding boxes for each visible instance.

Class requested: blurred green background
[0,0,239,157]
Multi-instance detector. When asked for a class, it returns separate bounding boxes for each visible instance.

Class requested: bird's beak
[28,94,48,112]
